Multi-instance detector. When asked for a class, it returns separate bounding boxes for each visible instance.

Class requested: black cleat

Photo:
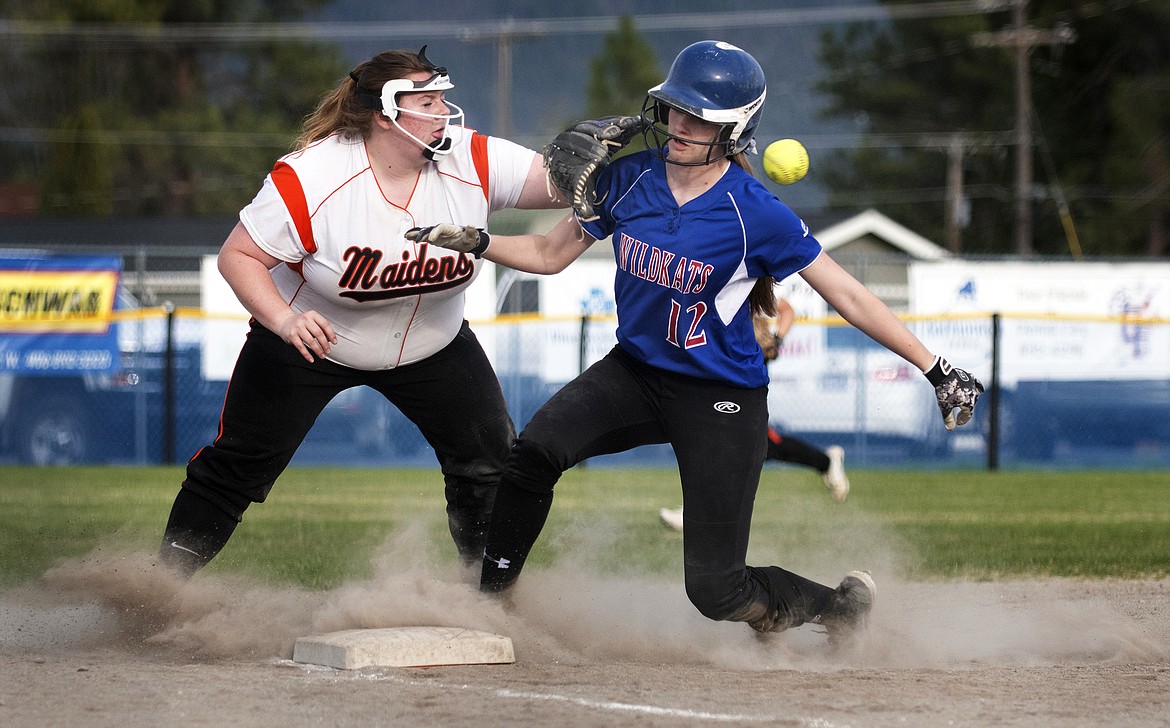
[812,570,876,647]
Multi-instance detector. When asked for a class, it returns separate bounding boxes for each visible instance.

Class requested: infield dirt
[1,534,1167,727]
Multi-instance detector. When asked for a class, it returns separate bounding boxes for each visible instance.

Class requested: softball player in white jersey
[157,46,563,577]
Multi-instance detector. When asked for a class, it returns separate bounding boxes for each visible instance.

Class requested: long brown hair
[295,49,434,150]
[730,150,777,319]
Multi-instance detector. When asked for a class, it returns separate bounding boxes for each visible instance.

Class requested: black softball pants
[160,320,514,574]
[480,345,835,630]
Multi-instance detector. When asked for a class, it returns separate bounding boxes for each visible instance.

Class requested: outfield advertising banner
[0,256,122,373]
[908,261,1170,382]
[200,254,250,380]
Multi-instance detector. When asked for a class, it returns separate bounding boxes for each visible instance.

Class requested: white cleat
[659,506,684,532]
[822,445,850,503]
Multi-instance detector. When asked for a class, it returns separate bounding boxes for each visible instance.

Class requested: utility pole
[945,134,967,254]
[972,0,1074,257]
[461,22,546,140]
[495,31,513,139]
[1011,0,1033,257]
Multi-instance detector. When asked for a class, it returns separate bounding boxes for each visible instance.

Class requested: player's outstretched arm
[799,251,982,429]
[407,211,595,275]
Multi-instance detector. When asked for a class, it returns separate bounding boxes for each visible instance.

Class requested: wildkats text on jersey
[616,232,712,294]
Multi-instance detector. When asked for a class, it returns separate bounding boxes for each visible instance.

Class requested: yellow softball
[763,139,810,185]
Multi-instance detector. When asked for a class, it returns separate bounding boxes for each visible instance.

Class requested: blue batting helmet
[641,41,767,164]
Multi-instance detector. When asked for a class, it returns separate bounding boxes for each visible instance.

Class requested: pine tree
[815,1,1170,256]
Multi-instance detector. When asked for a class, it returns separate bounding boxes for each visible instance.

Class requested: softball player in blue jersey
[411,40,983,645]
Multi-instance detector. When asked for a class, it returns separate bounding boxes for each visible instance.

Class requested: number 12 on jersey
[666,299,708,349]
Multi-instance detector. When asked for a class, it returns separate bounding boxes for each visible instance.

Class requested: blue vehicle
[0,344,225,465]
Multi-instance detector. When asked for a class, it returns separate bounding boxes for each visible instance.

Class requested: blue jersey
[581,150,821,388]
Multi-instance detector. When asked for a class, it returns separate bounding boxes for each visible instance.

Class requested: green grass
[0,465,1166,589]
[854,470,1170,578]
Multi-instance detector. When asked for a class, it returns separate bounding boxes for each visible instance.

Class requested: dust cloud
[1,516,1164,671]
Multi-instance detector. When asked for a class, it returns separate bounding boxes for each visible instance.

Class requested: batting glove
[405,224,490,258]
[924,356,984,430]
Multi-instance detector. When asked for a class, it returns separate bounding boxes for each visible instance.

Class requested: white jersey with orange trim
[238,125,536,370]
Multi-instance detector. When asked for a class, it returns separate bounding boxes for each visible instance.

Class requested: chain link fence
[2,244,1167,469]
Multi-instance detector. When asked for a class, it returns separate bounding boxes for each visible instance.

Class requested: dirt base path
[2,555,1167,727]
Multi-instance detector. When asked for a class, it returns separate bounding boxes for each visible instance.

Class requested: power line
[0,127,292,147]
[800,131,1017,150]
[0,2,1010,44]
[0,126,1021,152]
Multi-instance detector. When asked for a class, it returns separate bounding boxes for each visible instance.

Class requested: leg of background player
[767,428,849,503]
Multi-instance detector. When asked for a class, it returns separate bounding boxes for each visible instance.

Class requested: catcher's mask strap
[351,71,382,110]
[423,137,453,161]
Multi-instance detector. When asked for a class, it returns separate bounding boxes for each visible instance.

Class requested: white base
[293,627,515,669]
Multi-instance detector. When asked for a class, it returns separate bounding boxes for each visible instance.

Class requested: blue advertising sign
[0,255,123,374]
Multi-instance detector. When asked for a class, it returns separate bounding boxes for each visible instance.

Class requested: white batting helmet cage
[641,40,767,165]
[351,45,463,158]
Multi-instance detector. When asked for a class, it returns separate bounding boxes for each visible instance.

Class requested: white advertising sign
[465,259,619,381]
[536,260,617,380]
[909,261,1170,382]
[200,255,250,380]
[770,276,829,372]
